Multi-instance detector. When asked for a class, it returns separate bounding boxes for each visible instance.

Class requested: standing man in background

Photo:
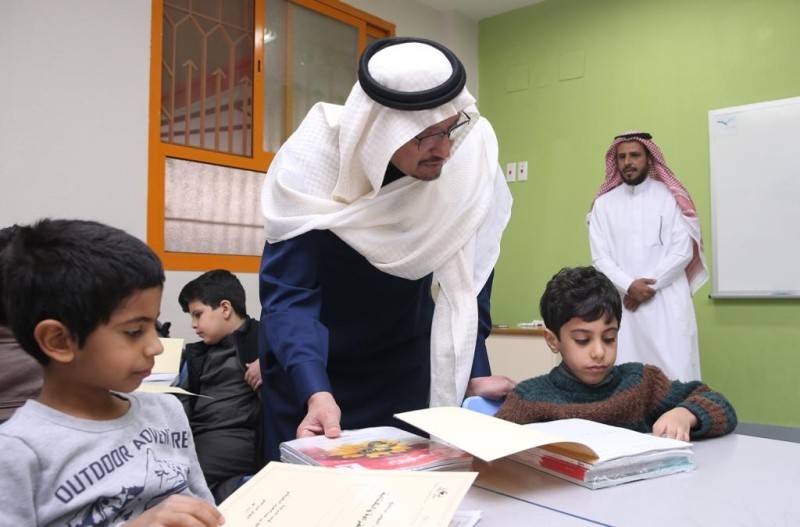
[259,37,514,460]
[588,132,708,380]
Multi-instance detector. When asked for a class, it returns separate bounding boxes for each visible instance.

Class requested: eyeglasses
[414,112,471,150]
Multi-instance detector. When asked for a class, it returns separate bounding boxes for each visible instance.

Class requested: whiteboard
[708,96,800,298]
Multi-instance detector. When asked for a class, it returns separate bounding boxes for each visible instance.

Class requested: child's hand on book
[124,494,224,526]
[652,407,698,442]
[465,375,516,400]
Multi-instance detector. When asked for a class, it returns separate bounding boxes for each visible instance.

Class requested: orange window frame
[147,0,394,272]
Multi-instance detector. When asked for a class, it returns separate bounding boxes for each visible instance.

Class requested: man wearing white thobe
[589,132,708,381]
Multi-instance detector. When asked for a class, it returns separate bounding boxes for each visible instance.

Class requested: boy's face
[72,286,164,393]
[545,315,619,385]
[187,300,231,345]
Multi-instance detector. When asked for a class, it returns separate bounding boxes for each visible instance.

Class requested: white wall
[0,1,151,232]
[0,0,478,343]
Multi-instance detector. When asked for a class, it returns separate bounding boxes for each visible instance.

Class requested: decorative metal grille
[160,0,254,156]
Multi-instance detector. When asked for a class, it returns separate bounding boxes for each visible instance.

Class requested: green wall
[479,0,800,426]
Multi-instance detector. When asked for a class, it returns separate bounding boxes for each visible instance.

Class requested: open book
[218,462,476,527]
[396,407,694,489]
[280,426,472,471]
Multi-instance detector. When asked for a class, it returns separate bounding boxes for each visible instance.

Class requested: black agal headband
[358,37,466,111]
[614,132,653,140]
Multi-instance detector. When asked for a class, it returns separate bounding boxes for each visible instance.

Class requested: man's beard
[410,156,447,181]
[622,167,648,186]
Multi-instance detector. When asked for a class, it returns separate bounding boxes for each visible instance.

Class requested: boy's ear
[34,319,78,364]
[543,328,561,354]
[219,299,233,319]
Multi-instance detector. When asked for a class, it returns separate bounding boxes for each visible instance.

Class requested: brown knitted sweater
[496,362,736,439]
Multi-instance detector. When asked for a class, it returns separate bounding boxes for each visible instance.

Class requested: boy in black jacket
[177,269,264,502]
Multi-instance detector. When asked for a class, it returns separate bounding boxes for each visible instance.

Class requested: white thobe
[589,176,701,381]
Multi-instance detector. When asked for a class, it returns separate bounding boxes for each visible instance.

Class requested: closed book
[280,426,472,471]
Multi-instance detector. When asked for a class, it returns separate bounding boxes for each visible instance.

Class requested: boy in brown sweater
[496,267,736,440]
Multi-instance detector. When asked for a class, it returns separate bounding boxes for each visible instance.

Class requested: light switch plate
[518,161,528,181]
[505,162,517,182]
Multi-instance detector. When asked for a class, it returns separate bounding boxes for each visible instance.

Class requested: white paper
[396,407,690,463]
[143,373,177,383]
[135,382,209,398]
[395,407,579,462]
[154,337,183,373]
[525,419,691,463]
[449,510,481,527]
[218,462,477,527]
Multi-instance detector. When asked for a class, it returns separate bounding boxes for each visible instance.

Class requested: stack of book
[396,407,695,489]
[280,426,473,471]
[509,419,694,489]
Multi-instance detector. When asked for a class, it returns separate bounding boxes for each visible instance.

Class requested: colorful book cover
[282,427,472,471]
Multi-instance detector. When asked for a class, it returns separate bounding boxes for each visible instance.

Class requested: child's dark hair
[2,219,165,364]
[178,269,247,318]
[540,266,621,338]
[0,224,21,326]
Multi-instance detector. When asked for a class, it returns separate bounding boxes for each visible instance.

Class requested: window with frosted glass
[165,158,265,256]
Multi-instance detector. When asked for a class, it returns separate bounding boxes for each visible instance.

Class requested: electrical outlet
[517,161,528,181]
[505,162,517,182]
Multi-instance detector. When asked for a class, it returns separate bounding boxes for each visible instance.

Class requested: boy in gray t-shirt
[0,219,222,526]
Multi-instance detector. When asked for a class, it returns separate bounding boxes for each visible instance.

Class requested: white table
[461,434,800,526]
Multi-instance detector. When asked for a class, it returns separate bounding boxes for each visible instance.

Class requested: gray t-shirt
[0,391,214,526]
